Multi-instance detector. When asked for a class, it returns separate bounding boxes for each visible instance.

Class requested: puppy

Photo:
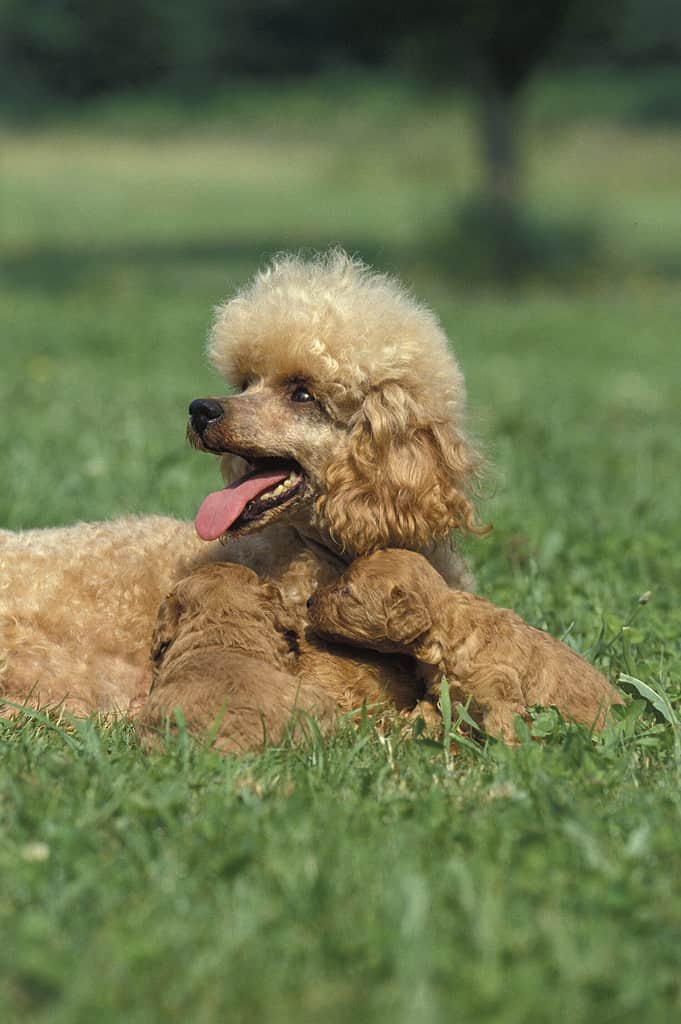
[137,563,337,754]
[309,549,623,744]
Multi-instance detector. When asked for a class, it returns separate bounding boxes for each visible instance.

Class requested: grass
[1,74,680,1022]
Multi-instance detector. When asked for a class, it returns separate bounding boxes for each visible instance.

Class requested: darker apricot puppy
[309,549,623,743]
[137,563,336,754]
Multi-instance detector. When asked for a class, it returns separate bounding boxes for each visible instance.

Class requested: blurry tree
[399,2,579,277]
[2,0,679,274]
[231,1,577,210]
[5,0,681,99]
[0,0,172,99]
[396,3,577,210]
[234,0,581,274]
[3,0,680,105]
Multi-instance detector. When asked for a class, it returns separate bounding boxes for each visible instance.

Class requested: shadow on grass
[436,197,603,284]
[4,219,681,293]
[1,237,392,294]
[424,197,681,285]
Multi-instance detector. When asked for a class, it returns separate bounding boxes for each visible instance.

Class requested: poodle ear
[319,382,482,555]
[385,585,432,645]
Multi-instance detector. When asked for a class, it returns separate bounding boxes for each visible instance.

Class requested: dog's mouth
[195,458,306,541]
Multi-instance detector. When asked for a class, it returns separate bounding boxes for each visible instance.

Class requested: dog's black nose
[189,398,223,434]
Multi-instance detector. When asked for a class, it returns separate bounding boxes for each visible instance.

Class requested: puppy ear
[150,593,182,666]
[319,382,484,555]
[385,585,432,645]
[260,580,300,638]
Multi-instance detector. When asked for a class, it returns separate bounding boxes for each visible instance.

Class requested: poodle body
[1,251,480,715]
[309,549,623,744]
[137,563,421,753]
[0,517,203,717]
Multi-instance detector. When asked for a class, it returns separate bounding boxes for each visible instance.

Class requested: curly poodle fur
[0,249,482,718]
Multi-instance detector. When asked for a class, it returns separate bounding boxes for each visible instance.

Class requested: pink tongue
[195,468,291,541]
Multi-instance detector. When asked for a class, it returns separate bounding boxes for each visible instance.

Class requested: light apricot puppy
[309,549,624,744]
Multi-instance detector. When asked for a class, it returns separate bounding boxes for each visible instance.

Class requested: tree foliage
[1,0,679,103]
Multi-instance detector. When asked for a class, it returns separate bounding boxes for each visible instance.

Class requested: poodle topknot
[210,249,467,423]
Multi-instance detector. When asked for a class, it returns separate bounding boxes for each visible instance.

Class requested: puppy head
[308,549,441,653]
[190,249,485,553]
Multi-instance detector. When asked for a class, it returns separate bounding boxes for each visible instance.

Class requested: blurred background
[1,0,679,619]
[3,0,681,282]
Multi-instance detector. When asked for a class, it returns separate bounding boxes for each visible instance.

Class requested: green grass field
[1,78,680,1023]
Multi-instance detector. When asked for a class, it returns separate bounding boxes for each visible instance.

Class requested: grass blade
[618,674,678,725]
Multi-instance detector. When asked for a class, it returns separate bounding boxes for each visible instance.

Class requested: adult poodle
[0,249,482,716]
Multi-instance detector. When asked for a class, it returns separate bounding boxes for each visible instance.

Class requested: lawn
[1,76,680,1023]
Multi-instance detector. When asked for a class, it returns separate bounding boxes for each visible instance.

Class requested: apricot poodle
[309,549,623,744]
[0,250,481,718]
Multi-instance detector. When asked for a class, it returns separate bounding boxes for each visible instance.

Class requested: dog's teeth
[255,472,301,505]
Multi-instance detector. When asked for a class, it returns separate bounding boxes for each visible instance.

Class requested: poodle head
[190,249,484,555]
[308,549,440,653]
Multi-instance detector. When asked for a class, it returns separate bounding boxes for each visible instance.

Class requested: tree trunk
[479,86,521,209]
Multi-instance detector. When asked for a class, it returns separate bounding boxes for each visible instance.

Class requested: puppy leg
[401,699,442,736]
[456,664,526,745]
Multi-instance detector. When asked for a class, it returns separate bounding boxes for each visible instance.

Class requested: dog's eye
[291,385,315,403]
[240,380,250,393]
